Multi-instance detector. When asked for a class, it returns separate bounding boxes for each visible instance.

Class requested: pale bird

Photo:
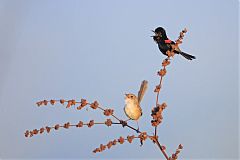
[124,80,148,130]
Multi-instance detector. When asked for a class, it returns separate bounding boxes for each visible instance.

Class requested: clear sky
[0,0,238,159]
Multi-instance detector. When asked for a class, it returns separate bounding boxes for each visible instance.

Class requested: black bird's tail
[179,52,196,60]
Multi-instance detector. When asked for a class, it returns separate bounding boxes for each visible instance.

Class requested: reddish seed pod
[162,59,170,67]
[99,144,106,151]
[112,139,117,145]
[76,121,83,127]
[103,109,114,116]
[90,101,99,109]
[88,120,94,128]
[77,105,84,110]
[54,124,60,130]
[33,129,38,135]
[81,99,87,107]
[158,68,167,76]
[39,127,44,134]
[71,100,76,105]
[46,126,51,133]
[60,99,65,104]
[138,132,147,141]
[66,101,72,108]
[105,119,112,127]
[50,100,55,105]
[24,130,29,137]
[161,145,166,150]
[29,131,34,137]
[107,141,113,149]
[118,136,125,144]
[178,144,183,149]
[154,85,161,92]
[43,100,48,105]
[36,101,42,106]
[127,135,135,143]
[64,122,70,129]
[93,148,101,153]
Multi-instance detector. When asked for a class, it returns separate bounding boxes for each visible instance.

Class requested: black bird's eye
[130,95,133,98]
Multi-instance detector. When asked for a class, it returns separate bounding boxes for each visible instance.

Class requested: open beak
[151,30,156,37]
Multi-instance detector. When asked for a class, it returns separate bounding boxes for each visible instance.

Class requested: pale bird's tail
[138,80,148,103]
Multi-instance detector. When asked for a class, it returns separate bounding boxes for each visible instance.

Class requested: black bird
[152,27,196,60]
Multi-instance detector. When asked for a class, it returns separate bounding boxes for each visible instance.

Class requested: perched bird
[152,27,196,60]
[124,80,148,130]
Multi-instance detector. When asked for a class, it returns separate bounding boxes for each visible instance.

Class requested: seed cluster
[93,132,148,153]
[36,98,90,110]
[151,103,167,127]
[169,144,183,160]
[25,119,114,138]
[103,109,114,116]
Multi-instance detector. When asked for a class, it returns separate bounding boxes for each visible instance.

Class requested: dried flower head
[36,101,42,106]
[127,135,135,143]
[66,101,72,108]
[103,109,114,116]
[106,141,113,149]
[33,129,38,135]
[162,59,170,67]
[151,103,167,126]
[105,119,112,127]
[81,99,88,107]
[64,122,70,129]
[54,124,60,130]
[43,100,48,105]
[24,130,29,137]
[118,136,125,144]
[139,132,148,145]
[60,99,65,104]
[40,127,45,134]
[154,85,161,92]
[99,144,106,151]
[76,121,83,127]
[93,148,101,153]
[90,101,99,109]
[50,100,56,105]
[112,139,117,145]
[158,68,167,77]
[178,144,183,149]
[45,126,51,133]
[87,120,94,128]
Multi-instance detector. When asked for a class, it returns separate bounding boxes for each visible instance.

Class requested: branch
[25,119,120,138]
[29,99,142,136]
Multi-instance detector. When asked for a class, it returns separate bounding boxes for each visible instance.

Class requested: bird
[124,80,148,131]
[152,27,196,60]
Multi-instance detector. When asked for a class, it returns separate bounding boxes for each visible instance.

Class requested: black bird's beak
[151,30,156,37]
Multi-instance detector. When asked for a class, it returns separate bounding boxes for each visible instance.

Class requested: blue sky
[0,0,238,159]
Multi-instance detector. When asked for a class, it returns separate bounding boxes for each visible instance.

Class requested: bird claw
[137,127,140,132]
[120,120,127,127]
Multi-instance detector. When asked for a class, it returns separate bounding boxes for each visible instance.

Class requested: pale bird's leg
[136,120,140,131]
